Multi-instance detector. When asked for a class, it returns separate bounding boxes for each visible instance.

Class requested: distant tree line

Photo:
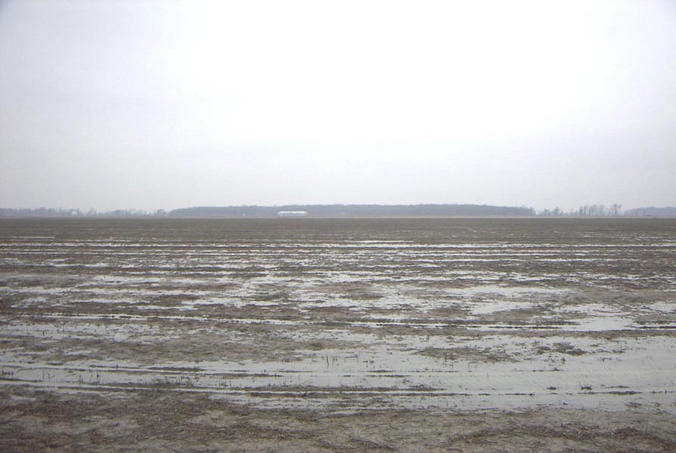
[536,205,676,217]
[538,204,623,217]
[0,208,82,217]
[169,204,536,217]
[623,207,676,217]
[0,208,168,217]
[0,204,535,218]
[2,204,675,218]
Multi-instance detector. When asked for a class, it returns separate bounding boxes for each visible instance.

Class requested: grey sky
[1,0,675,212]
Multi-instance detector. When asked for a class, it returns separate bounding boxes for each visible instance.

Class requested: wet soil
[3,387,676,452]
[1,217,675,451]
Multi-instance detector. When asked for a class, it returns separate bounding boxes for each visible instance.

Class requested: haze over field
[1,0,675,212]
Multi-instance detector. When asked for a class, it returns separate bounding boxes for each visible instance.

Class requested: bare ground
[1,218,675,451]
[2,386,676,452]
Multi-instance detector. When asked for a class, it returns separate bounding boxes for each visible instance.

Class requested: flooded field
[1,217,675,451]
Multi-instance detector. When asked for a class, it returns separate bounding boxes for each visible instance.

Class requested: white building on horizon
[277,210,309,217]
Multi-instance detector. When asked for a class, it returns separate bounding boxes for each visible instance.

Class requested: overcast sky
[1,0,675,212]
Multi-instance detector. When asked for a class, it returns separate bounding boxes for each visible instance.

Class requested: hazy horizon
[1,0,675,212]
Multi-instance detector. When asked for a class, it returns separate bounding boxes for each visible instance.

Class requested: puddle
[470,301,536,315]
[2,218,675,413]
[1,334,674,413]
[646,301,676,313]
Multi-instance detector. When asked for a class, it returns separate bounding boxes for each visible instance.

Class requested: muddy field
[1,217,675,451]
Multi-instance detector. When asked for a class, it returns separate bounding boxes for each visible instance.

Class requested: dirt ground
[1,218,675,451]
[2,386,676,452]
